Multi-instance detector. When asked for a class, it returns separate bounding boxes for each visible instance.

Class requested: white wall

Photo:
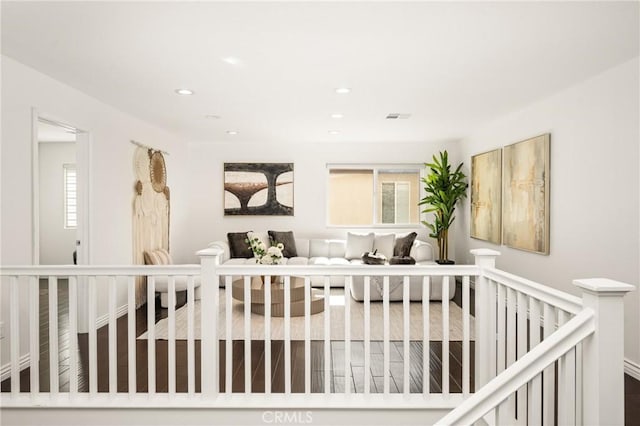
[176,140,462,263]
[454,58,640,366]
[1,56,189,370]
[38,142,77,265]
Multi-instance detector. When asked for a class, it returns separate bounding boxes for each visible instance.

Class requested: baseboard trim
[95,303,129,329]
[0,353,30,382]
[625,358,640,381]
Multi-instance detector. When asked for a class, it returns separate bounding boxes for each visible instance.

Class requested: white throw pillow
[373,233,395,260]
[345,232,375,260]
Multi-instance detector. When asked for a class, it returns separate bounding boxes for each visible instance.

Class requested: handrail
[436,308,595,426]
[216,264,481,277]
[482,267,584,315]
[0,265,201,276]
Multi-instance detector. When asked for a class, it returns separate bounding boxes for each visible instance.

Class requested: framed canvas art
[224,163,294,216]
[470,148,502,244]
[502,134,550,254]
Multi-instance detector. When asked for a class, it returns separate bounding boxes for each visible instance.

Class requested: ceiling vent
[386,113,411,119]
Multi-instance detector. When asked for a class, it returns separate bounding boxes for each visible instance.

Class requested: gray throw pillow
[227,232,253,258]
[268,230,298,258]
[393,232,417,257]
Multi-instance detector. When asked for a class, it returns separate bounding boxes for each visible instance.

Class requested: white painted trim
[625,358,640,381]
[0,353,30,382]
[95,303,129,329]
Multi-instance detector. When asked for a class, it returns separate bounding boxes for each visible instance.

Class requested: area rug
[138,289,475,341]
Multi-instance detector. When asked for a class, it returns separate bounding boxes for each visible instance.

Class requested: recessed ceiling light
[328,130,340,135]
[226,130,238,135]
[222,57,241,65]
[205,114,221,119]
[330,113,344,119]
[175,88,194,95]
[335,87,351,94]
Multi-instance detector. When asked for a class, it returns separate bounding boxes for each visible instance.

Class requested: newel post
[197,247,224,397]
[471,248,501,390]
[574,278,635,426]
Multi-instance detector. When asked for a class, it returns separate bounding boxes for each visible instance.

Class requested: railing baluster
[168,276,176,394]
[422,276,430,396]
[542,303,557,425]
[284,275,291,394]
[127,276,136,395]
[442,276,450,396]
[68,276,78,395]
[304,277,311,394]
[244,275,252,394]
[364,276,371,395]
[225,275,233,394]
[108,276,117,394]
[488,278,497,383]
[48,276,60,395]
[528,297,542,426]
[147,276,156,395]
[29,276,39,397]
[265,275,272,394]
[323,276,330,394]
[462,275,470,396]
[403,276,410,395]
[497,283,506,375]
[504,286,517,421]
[383,276,390,394]
[10,276,20,395]
[516,291,528,424]
[89,276,98,394]
[187,276,195,394]
[344,276,351,395]
[557,310,576,425]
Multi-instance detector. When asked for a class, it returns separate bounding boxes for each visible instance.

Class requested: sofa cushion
[227,232,253,258]
[308,257,351,266]
[373,233,395,259]
[393,232,417,257]
[345,232,375,260]
[144,248,172,265]
[286,257,309,266]
[268,230,298,258]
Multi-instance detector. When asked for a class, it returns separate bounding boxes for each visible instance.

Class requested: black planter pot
[436,259,455,265]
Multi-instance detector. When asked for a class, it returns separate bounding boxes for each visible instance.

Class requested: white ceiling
[38,121,76,143]
[2,1,638,144]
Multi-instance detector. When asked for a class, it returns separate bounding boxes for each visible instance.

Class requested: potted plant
[419,151,468,264]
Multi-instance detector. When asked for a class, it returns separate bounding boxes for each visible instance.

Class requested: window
[63,164,77,229]
[327,165,421,226]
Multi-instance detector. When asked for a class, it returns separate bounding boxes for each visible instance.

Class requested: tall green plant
[419,151,468,263]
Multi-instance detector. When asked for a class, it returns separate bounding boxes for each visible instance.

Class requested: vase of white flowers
[246,233,285,284]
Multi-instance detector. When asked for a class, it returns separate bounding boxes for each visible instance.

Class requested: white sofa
[208,232,455,301]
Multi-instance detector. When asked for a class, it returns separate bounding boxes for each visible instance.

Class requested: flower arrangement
[246,233,284,265]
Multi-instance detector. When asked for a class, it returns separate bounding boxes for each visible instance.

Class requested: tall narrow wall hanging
[133,146,170,307]
[471,148,502,244]
[502,134,550,254]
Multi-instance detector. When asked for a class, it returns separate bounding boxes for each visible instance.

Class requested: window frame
[326,163,424,228]
[63,163,77,229]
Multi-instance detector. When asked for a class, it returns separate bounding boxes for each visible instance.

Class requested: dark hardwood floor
[2,280,639,425]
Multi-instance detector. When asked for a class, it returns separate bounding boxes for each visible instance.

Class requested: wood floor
[2,280,640,425]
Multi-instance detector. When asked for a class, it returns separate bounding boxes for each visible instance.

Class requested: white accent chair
[144,248,202,308]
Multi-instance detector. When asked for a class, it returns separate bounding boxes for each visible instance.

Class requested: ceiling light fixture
[335,87,351,94]
[328,130,340,135]
[226,130,238,135]
[330,113,344,119]
[205,114,221,119]
[175,88,194,95]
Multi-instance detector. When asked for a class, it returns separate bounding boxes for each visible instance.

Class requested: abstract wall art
[224,163,294,216]
[470,148,502,244]
[502,134,550,255]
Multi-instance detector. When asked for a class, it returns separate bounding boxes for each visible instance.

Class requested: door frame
[31,108,91,265]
